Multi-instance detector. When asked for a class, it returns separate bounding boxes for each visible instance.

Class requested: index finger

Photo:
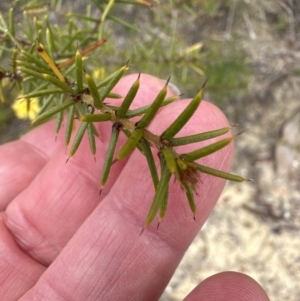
[19,94,235,301]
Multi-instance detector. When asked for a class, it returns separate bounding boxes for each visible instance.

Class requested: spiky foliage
[0,1,250,229]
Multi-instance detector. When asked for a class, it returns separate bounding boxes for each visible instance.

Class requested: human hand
[0,74,270,300]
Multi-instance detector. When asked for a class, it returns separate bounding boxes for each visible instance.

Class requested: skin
[0,74,270,301]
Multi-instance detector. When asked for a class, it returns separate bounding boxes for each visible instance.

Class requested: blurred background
[0,1,299,300]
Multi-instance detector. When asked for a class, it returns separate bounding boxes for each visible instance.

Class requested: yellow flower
[12,97,40,120]
[92,67,105,81]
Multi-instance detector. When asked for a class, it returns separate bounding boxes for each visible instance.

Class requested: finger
[19,99,235,301]
[0,214,45,300]
[183,271,270,301]
[0,122,65,209]
[4,74,175,266]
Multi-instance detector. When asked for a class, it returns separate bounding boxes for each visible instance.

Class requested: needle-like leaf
[161,146,181,184]
[31,100,74,126]
[115,128,143,161]
[85,72,103,109]
[80,113,111,122]
[65,104,75,147]
[101,122,122,189]
[136,80,168,128]
[169,127,230,146]
[68,121,88,159]
[159,189,169,225]
[116,73,140,117]
[42,74,74,94]
[9,7,15,37]
[161,82,205,140]
[183,182,196,220]
[125,95,179,118]
[87,122,97,157]
[144,154,171,228]
[55,95,64,135]
[181,135,236,162]
[75,49,83,92]
[99,64,129,102]
[18,66,45,80]
[140,138,159,188]
[19,89,63,99]
[190,162,252,182]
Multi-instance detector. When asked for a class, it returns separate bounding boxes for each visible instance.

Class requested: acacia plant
[0,1,250,230]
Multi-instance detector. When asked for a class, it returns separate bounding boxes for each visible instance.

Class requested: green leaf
[181,136,234,162]
[68,121,88,159]
[140,138,159,188]
[18,66,44,80]
[76,50,83,92]
[183,183,196,220]
[20,50,49,70]
[159,189,169,222]
[9,7,15,37]
[11,47,17,74]
[55,95,65,134]
[190,162,251,182]
[99,64,129,102]
[17,59,53,75]
[176,157,188,170]
[80,113,111,122]
[65,104,75,147]
[31,100,74,126]
[85,72,103,109]
[0,80,5,103]
[101,122,122,189]
[19,89,63,99]
[116,73,140,117]
[161,82,205,140]
[97,68,126,89]
[169,127,230,146]
[116,128,143,161]
[42,74,75,94]
[144,154,171,228]
[125,95,179,118]
[107,92,122,99]
[161,147,181,185]
[87,123,97,156]
[107,14,139,31]
[136,80,168,128]
[46,27,56,58]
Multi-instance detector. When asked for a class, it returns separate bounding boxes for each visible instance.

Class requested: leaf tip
[201,79,208,89]
[166,75,171,86]
[140,227,146,236]
[157,220,161,230]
